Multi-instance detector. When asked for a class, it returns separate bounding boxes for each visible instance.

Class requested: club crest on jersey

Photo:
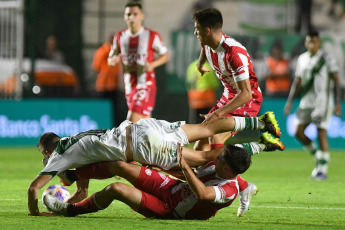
[169,121,182,130]
[145,168,152,176]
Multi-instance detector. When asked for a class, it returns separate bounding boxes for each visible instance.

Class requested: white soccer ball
[42,184,70,209]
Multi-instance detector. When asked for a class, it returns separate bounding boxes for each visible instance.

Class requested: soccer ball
[42,184,70,208]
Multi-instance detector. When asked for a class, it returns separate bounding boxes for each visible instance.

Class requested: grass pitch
[1,147,345,229]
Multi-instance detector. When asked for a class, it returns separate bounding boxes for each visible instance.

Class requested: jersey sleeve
[228,47,250,82]
[109,32,120,57]
[325,53,338,74]
[152,32,168,56]
[212,181,238,204]
[39,152,71,177]
[295,55,303,78]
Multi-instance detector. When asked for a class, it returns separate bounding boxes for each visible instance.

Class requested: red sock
[76,162,114,180]
[70,194,101,216]
[209,144,224,150]
[237,175,248,192]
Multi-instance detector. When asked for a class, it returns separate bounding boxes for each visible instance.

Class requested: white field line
[250,205,345,210]
[1,199,344,210]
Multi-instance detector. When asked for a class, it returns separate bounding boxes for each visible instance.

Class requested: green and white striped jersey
[40,120,132,177]
[295,50,338,113]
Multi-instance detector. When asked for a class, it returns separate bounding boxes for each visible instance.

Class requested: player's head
[124,1,144,31]
[192,8,223,46]
[37,132,60,158]
[216,145,251,177]
[305,30,321,55]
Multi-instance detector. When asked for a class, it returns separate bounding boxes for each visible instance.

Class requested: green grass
[1,147,345,229]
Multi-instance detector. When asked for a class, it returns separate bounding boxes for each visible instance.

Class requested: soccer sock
[210,143,224,150]
[237,175,248,192]
[235,142,265,155]
[76,162,114,180]
[317,151,330,174]
[303,142,317,156]
[233,117,262,132]
[69,193,105,216]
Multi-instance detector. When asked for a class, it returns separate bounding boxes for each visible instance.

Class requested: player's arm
[284,77,301,116]
[202,78,252,122]
[177,143,216,201]
[27,174,53,216]
[65,179,90,203]
[108,43,121,67]
[144,51,169,72]
[331,72,342,116]
[196,49,210,76]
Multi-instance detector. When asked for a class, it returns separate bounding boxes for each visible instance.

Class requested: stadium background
[0,0,344,149]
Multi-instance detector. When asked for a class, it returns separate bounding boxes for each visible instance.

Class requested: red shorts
[126,87,156,116]
[209,93,262,117]
[132,166,180,219]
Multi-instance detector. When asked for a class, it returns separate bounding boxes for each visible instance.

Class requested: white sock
[303,142,317,155]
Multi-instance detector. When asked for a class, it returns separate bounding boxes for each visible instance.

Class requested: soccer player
[107,2,169,123]
[284,31,342,180]
[27,112,283,216]
[44,143,253,220]
[192,8,264,216]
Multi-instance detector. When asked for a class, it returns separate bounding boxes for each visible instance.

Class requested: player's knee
[107,182,126,196]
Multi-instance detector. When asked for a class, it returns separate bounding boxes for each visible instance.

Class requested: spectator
[43,35,65,64]
[92,34,125,126]
[264,45,291,97]
[186,59,220,124]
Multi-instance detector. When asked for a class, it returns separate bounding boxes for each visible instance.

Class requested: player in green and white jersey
[28,113,283,216]
[284,31,342,180]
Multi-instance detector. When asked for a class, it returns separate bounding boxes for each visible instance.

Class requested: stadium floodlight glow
[32,85,41,94]
[20,73,29,82]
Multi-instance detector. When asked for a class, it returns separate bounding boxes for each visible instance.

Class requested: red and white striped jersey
[203,34,261,100]
[170,161,239,220]
[110,27,168,94]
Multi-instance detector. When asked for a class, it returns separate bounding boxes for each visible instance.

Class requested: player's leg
[127,88,155,123]
[182,111,281,143]
[44,182,143,217]
[312,128,330,180]
[193,138,210,151]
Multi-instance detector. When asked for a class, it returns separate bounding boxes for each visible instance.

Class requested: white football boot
[43,194,70,216]
[237,183,258,217]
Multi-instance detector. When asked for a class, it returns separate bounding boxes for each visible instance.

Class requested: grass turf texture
[1,147,345,229]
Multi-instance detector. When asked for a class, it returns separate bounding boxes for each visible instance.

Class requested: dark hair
[125,1,142,10]
[223,145,251,175]
[37,132,60,152]
[192,8,223,30]
[307,30,319,38]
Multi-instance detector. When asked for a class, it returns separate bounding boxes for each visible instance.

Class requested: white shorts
[131,118,189,170]
[296,107,332,130]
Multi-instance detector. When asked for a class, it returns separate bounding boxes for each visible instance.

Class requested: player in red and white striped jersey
[191,8,263,217]
[108,2,169,123]
[43,144,252,220]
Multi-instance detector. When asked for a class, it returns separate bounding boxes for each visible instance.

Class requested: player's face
[124,6,144,30]
[194,22,208,45]
[305,36,321,56]
[215,153,230,176]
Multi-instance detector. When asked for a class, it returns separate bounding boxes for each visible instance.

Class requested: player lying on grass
[44,143,254,220]
[28,112,283,216]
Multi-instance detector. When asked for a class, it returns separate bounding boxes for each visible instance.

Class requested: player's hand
[177,142,185,169]
[200,111,219,123]
[335,104,342,116]
[28,212,57,216]
[144,62,154,72]
[283,103,291,116]
[108,55,121,67]
[197,66,210,76]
